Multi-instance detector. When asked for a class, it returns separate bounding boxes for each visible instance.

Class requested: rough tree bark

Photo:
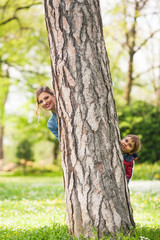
[44,0,135,238]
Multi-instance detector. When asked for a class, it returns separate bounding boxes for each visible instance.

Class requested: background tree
[0,0,53,165]
[144,31,160,107]
[16,139,34,174]
[0,76,9,163]
[44,0,135,238]
[1,0,159,180]
[15,112,60,164]
[103,0,160,105]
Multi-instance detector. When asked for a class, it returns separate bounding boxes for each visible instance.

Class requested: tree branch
[140,11,160,17]
[15,2,42,13]
[0,16,18,25]
[0,0,11,10]
[135,29,160,52]
[133,65,160,80]
[0,59,48,77]
[0,2,41,26]
[137,0,149,11]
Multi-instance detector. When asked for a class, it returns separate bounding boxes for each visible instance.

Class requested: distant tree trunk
[152,40,160,107]
[155,87,160,107]
[44,0,135,238]
[124,52,134,104]
[0,67,9,166]
[124,0,137,105]
[0,125,4,161]
[0,64,4,164]
[52,139,59,165]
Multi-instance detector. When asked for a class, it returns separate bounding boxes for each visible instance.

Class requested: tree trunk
[52,140,59,165]
[0,125,4,161]
[0,66,10,166]
[124,52,134,104]
[44,0,135,238]
[124,1,137,105]
[0,63,4,165]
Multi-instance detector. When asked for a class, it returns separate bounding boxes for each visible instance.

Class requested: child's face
[121,137,135,154]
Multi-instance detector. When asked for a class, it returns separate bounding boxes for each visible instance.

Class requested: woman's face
[38,92,56,112]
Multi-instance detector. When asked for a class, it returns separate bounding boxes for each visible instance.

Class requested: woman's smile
[44,103,50,108]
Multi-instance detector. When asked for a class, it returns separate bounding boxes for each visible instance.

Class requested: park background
[0,0,160,239]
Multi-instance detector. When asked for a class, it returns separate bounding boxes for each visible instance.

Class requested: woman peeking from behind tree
[35,86,59,141]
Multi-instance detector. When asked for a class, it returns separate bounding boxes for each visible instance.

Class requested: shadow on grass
[0,224,160,240]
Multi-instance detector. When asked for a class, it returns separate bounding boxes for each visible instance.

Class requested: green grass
[2,162,159,180]
[0,176,159,240]
[133,163,160,180]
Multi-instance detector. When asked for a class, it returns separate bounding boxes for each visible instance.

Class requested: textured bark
[44,0,135,238]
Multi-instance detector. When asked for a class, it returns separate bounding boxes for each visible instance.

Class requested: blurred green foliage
[133,163,160,180]
[16,139,34,162]
[0,0,59,165]
[1,0,159,170]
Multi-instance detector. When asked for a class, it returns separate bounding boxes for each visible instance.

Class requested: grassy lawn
[0,176,159,240]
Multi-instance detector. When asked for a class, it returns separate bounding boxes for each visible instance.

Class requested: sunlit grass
[0,177,67,239]
[0,176,159,239]
[133,163,160,180]
[130,191,160,228]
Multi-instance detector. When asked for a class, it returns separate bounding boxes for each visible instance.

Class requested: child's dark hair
[126,134,141,154]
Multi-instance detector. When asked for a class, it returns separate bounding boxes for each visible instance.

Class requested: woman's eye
[39,100,42,104]
[45,96,49,100]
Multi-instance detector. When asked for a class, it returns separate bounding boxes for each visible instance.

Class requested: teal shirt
[47,112,59,140]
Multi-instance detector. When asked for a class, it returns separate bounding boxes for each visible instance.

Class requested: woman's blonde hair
[35,86,54,115]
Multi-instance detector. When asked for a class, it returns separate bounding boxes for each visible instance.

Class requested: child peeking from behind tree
[121,134,141,183]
